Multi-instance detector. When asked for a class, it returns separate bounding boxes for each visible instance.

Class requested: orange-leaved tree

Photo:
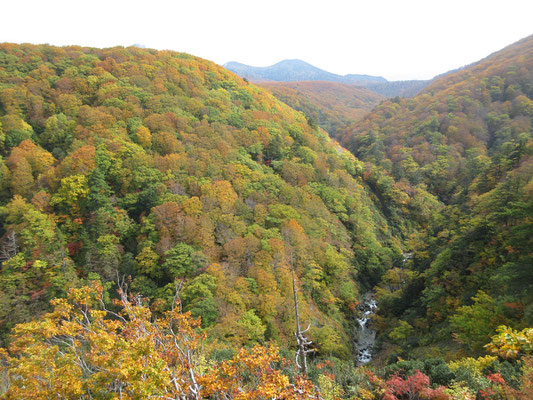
[200,344,320,400]
[0,281,319,399]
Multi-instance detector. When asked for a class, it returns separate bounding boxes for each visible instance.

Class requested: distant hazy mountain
[363,80,431,97]
[223,59,387,85]
[223,59,429,97]
[342,73,388,85]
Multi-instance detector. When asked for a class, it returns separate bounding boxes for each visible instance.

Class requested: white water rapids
[354,253,411,364]
[355,294,378,365]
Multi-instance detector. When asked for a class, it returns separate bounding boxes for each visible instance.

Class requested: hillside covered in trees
[341,34,533,362]
[0,37,532,399]
[258,81,384,137]
[0,43,412,356]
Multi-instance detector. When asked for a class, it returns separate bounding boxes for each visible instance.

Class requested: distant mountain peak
[225,59,313,69]
[273,59,314,66]
[223,59,387,85]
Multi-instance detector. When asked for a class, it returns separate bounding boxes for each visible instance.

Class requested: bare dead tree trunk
[170,280,201,400]
[115,276,201,400]
[0,230,17,263]
[290,251,313,375]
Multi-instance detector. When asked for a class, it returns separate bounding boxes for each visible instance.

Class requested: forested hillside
[258,81,384,137]
[0,39,532,399]
[0,43,412,357]
[341,34,533,361]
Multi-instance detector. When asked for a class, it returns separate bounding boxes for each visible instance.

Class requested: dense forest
[0,42,415,350]
[340,33,533,372]
[258,81,383,137]
[0,36,531,399]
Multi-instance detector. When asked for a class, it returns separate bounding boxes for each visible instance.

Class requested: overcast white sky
[2,0,532,80]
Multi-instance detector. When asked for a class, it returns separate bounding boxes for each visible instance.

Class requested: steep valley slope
[0,34,531,375]
[257,80,384,138]
[339,34,533,360]
[0,43,419,359]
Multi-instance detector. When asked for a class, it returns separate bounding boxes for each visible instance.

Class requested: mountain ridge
[224,58,430,97]
[223,59,387,85]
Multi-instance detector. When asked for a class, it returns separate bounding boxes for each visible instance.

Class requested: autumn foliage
[0,35,531,400]
[383,371,448,400]
[0,283,318,399]
[0,42,403,356]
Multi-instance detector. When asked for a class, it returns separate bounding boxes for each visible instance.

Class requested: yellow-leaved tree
[0,281,320,399]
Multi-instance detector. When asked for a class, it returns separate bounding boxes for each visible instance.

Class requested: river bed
[355,293,377,365]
